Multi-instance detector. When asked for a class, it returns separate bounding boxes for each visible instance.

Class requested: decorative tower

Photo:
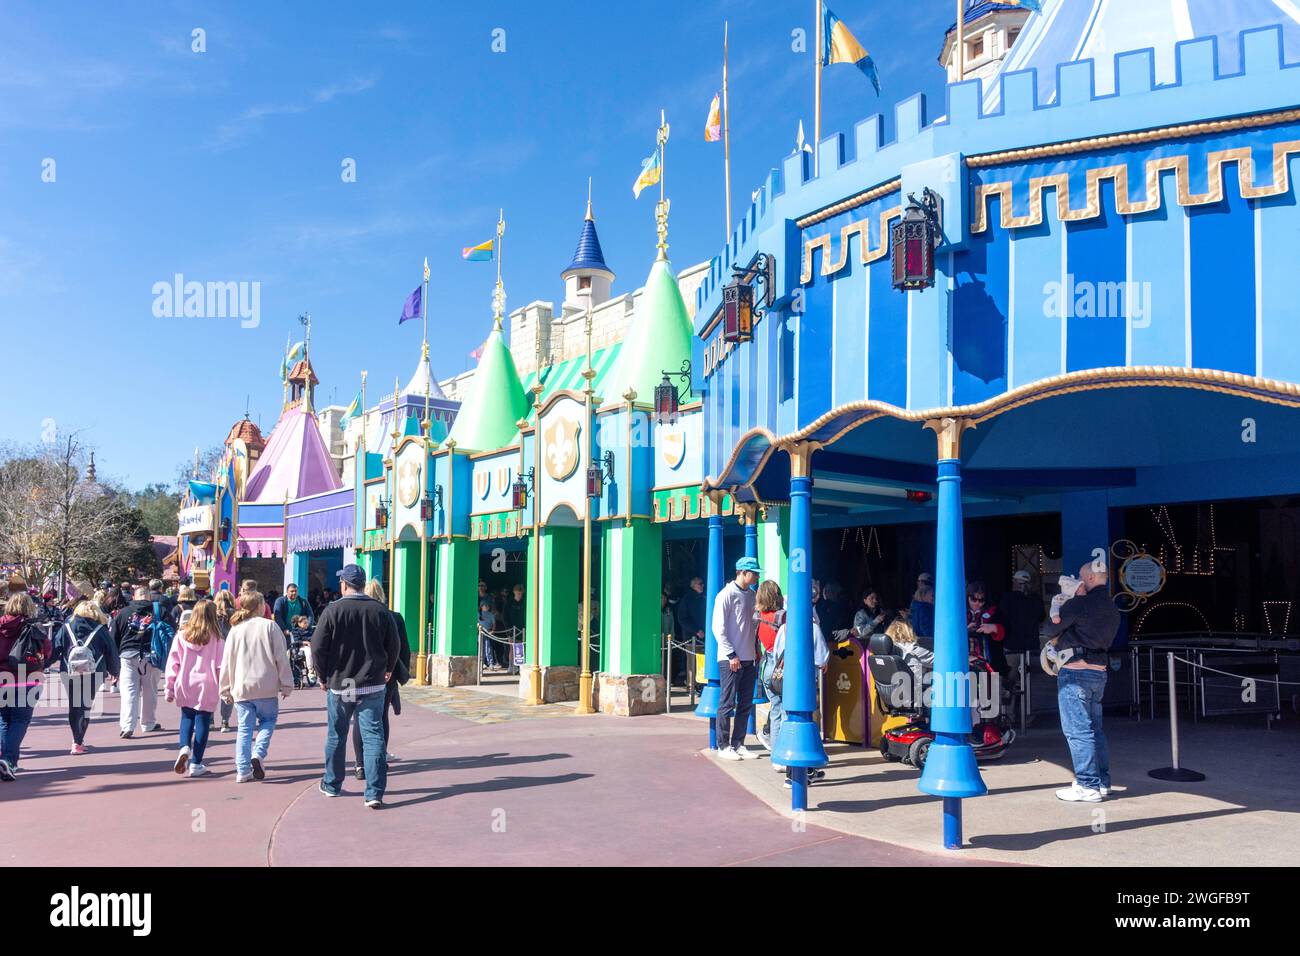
[939,0,1033,85]
[561,184,615,311]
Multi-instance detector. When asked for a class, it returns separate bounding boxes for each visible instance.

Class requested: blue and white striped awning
[985,0,1300,110]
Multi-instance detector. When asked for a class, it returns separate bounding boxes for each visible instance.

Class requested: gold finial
[390,376,401,442]
[492,208,507,329]
[585,176,593,220]
[655,109,670,258]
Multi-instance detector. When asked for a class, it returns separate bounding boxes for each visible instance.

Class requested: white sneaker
[1056,782,1103,803]
[235,773,254,783]
[772,763,787,773]
[174,746,190,775]
[188,762,209,778]
[1075,778,1112,798]
[717,747,742,761]
[734,746,759,760]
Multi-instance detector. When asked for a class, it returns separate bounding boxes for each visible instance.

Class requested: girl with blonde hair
[164,599,225,777]
[220,591,293,783]
[57,598,119,754]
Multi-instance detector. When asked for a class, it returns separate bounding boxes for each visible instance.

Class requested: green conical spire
[446,325,530,452]
[601,256,693,407]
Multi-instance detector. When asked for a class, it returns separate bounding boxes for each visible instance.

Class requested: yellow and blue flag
[632,147,661,198]
[339,390,362,430]
[822,2,880,94]
[705,93,722,142]
[462,239,494,261]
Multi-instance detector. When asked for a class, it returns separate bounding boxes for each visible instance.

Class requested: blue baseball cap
[336,564,366,588]
[735,556,763,574]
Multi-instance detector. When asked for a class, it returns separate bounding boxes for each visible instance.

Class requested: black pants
[717,660,757,750]
[351,682,396,765]
[66,674,101,745]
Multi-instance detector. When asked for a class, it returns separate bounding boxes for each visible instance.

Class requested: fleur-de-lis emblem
[543,418,580,481]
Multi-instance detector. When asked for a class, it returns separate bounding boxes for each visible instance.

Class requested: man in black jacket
[312,564,400,808]
[110,586,164,737]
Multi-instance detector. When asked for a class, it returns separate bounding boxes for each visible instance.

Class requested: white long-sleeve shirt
[712,581,758,662]
[773,619,830,669]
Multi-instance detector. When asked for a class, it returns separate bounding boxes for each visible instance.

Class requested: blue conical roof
[562,205,612,278]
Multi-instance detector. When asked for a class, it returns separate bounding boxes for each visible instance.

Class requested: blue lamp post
[742,506,766,733]
[771,443,828,811]
[918,418,986,848]
[694,496,726,749]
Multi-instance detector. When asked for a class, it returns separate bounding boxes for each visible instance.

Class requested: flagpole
[492,209,506,330]
[421,257,430,363]
[814,0,822,175]
[655,110,671,258]
[722,21,732,239]
[956,0,965,82]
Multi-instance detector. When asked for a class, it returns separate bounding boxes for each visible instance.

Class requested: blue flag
[398,285,422,325]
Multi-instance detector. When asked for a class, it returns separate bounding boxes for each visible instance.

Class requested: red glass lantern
[375,498,389,529]
[586,462,604,499]
[891,190,939,292]
[654,374,680,425]
[420,494,435,522]
[512,475,528,511]
[722,279,754,344]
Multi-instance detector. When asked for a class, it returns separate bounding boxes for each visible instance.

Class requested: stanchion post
[1149,651,1206,782]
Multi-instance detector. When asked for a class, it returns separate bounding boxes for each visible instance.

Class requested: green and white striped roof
[519,343,623,423]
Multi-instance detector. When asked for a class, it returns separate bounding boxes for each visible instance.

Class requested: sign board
[178,505,214,535]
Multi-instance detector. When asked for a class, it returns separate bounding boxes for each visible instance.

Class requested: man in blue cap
[713,556,762,760]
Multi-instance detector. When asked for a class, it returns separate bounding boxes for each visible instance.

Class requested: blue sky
[0,0,958,488]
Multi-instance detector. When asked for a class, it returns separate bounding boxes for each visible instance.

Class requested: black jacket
[310,593,400,692]
[110,599,163,656]
[678,589,706,638]
[55,615,120,678]
[1044,587,1120,663]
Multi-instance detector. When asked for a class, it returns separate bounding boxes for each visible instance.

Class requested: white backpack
[65,622,103,675]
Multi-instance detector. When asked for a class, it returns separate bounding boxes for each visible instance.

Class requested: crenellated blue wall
[696,26,1300,481]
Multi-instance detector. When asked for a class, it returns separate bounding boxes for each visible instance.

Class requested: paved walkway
[1,682,978,868]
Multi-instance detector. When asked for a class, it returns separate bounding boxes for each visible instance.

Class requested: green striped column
[525,527,579,668]
[599,518,662,677]
[758,506,790,596]
[392,540,423,652]
[434,538,478,658]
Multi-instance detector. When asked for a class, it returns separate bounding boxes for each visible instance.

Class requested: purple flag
[398,285,422,324]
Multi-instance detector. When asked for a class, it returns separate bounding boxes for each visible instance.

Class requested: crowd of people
[0,565,409,808]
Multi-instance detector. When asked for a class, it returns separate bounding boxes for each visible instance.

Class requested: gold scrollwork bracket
[923,417,973,460]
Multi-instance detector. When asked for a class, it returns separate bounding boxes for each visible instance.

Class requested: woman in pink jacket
[164,600,224,778]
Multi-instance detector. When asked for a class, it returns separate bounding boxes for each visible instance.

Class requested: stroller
[286,617,316,689]
[867,632,1015,770]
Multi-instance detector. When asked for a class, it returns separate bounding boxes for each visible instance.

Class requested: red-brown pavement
[2,685,982,867]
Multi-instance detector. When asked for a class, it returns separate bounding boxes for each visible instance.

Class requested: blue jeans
[178,707,213,763]
[0,703,34,768]
[235,698,279,777]
[1057,666,1110,791]
[765,684,785,759]
[324,690,386,802]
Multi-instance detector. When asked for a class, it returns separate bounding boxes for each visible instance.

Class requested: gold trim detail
[800,206,904,283]
[796,178,901,228]
[972,140,1300,234]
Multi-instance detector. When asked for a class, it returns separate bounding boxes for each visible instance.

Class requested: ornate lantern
[219,517,231,541]
[512,469,534,511]
[891,188,941,292]
[375,496,389,529]
[586,451,615,499]
[722,279,754,344]
[653,360,693,425]
[420,492,435,522]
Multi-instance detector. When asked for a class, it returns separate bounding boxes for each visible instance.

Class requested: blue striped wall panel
[1128,170,1188,367]
[953,212,1010,404]
[907,252,952,409]
[1009,204,1064,387]
[797,281,834,426]
[1189,165,1256,374]
[1258,155,1300,381]
[866,249,907,407]
[831,262,867,408]
[1065,179,1127,372]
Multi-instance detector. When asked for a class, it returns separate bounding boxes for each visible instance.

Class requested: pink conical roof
[243,406,341,502]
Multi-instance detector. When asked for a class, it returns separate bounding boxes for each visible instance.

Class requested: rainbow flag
[705,93,722,142]
[462,239,494,261]
[822,2,880,94]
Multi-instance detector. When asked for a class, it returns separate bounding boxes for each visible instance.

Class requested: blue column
[744,516,766,730]
[772,470,828,812]
[694,512,725,749]
[289,551,310,594]
[917,457,987,848]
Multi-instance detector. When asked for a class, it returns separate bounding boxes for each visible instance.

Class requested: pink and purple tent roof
[242,406,341,504]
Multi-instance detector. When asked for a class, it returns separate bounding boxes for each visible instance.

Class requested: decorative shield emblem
[398,459,421,508]
[474,470,490,500]
[660,428,686,469]
[544,417,581,481]
[495,464,512,496]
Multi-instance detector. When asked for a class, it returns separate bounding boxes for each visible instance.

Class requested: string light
[1134,601,1212,634]
[1262,601,1292,635]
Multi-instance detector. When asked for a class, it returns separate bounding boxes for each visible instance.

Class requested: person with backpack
[0,591,54,780]
[165,600,225,778]
[767,584,830,789]
[349,580,409,779]
[219,591,293,783]
[55,599,120,755]
[110,585,174,738]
